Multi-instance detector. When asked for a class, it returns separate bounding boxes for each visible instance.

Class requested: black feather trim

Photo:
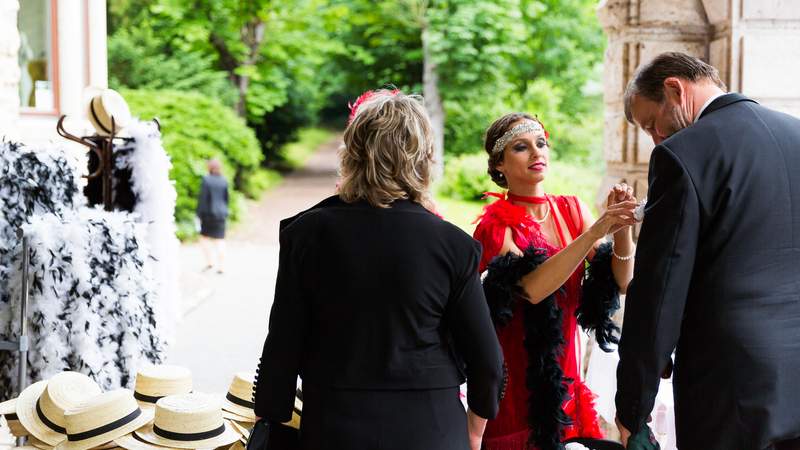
[482,247,550,327]
[481,247,571,450]
[577,241,621,352]
[524,297,572,450]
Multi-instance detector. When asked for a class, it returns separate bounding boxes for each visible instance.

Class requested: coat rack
[56,115,160,211]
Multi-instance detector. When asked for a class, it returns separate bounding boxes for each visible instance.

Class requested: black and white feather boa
[0,140,168,398]
[0,140,83,307]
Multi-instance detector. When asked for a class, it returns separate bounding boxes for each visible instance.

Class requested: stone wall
[598,0,800,214]
[0,1,20,139]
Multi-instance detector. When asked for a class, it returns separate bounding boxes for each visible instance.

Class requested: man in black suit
[615,52,800,450]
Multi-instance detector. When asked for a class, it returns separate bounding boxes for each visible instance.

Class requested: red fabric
[473,194,603,449]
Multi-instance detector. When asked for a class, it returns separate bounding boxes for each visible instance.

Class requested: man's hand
[616,416,632,448]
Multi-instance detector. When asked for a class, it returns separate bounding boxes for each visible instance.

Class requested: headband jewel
[491,122,546,154]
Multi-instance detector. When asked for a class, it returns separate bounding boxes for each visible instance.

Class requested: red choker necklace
[507,192,548,204]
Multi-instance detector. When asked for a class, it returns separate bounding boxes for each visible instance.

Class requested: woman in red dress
[470,113,638,450]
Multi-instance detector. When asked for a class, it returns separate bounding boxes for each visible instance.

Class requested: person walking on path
[616,52,800,450]
[196,159,229,274]
[253,89,505,450]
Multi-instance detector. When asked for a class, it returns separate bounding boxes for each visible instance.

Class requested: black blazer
[253,195,504,421]
[616,94,800,450]
[196,174,229,219]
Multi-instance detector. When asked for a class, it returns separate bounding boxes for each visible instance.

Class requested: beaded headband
[491,121,546,154]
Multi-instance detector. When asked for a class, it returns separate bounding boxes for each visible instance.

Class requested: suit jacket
[616,94,800,450]
[253,195,504,422]
[196,174,229,219]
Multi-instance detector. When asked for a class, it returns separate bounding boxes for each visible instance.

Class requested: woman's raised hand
[589,200,638,239]
[607,182,636,208]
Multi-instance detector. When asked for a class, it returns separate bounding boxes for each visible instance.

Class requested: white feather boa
[0,135,172,398]
[120,120,180,341]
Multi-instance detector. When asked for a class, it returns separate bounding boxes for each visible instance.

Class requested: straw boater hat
[117,393,238,450]
[228,421,249,444]
[25,436,53,450]
[221,374,256,422]
[132,366,192,412]
[1,398,28,437]
[86,88,132,136]
[16,372,103,446]
[54,390,153,450]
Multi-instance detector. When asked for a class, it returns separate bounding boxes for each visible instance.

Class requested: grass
[282,127,339,169]
[435,158,605,234]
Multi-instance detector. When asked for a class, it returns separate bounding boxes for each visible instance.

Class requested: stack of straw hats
[0,365,261,450]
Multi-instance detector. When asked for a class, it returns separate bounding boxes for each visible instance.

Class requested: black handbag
[246,388,302,450]
[245,419,299,450]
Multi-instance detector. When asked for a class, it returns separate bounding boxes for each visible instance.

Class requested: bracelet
[612,242,635,261]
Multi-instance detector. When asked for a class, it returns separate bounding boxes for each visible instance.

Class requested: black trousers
[299,385,469,450]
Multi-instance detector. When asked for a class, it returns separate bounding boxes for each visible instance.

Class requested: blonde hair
[338,90,434,208]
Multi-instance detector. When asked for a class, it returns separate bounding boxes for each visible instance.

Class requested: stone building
[0,0,108,145]
[598,0,800,203]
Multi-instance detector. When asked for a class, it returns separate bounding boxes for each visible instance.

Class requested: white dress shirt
[694,92,725,123]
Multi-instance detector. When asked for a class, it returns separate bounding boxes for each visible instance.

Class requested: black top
[616,94,800,450]
[196,174,229,219]
[253,195,504,421]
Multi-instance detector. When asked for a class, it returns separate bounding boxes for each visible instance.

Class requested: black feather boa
[577,242,621,352]
[483,247,571,450]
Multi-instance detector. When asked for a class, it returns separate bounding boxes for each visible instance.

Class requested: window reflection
[18,0,54,111]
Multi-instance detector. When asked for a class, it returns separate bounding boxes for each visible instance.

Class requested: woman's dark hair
[624,52,727,122]
[483,113,541,189]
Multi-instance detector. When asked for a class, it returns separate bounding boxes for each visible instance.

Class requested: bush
[241,169,283,200]
[437,153,496,201]
[123,89,264,238]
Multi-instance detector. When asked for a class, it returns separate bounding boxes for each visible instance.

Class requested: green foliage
[437,153,496,202]
[108,28,238,106]
[241,169,283,201]
[123,89,263,236]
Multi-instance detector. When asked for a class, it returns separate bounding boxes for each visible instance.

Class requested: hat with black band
[117,393,238,450]
[54,390,154,450]
[85,88,132,137]
[16,372,103,446]
[132,365,192,412]
[221,373,256,422]
[1,398,29,438]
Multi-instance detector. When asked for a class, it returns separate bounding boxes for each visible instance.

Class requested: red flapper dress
[474,193,603,449]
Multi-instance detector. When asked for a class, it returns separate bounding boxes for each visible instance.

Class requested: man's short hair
[624,52,727,123]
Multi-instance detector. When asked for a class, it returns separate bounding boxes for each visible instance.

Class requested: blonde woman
[253,90,504,450]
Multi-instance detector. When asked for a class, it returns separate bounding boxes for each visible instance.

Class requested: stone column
[599,0,800,213]
[597,0,711,213]
[0,1,21,138]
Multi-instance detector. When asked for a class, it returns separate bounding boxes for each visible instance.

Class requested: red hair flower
[347,89,400,124]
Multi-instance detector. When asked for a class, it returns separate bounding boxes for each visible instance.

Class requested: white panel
[742,0,800,20]
[741,35,800,99]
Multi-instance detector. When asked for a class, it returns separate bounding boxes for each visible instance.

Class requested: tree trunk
[236,75,249,117]
[422,23,445,180]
